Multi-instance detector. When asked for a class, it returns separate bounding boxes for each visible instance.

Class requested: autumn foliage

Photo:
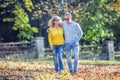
[0,61,120,80]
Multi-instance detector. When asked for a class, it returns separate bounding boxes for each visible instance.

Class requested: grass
[1,58,120,65]
[80,60,120,65]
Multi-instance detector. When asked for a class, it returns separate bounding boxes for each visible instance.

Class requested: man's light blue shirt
[62,21,83,43]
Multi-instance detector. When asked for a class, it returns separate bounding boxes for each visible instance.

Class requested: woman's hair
[48,16,62,27]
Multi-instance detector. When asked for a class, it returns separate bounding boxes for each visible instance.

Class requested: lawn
[0,59,120,80]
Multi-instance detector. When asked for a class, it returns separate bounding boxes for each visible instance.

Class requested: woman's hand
[50,45,53,50]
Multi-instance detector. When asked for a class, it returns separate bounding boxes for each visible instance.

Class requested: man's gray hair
[65,13,72,17]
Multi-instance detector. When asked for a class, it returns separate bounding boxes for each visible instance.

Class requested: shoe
[73,71,78,74]
[60,70,64,73]
[56,72,60,75]
[70,70,73,75]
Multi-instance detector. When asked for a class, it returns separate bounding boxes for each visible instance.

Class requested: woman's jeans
[53,44,64,72]
[65,42,79,72]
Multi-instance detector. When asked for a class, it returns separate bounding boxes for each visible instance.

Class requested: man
[62,13,83,73]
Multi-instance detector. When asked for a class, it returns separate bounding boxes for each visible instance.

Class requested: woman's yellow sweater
[48,27,64,46]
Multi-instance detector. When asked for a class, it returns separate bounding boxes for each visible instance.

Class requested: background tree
[106,0,120,50]
[0,0,120,48]
[71,0,119,45]
[2,0,38,41]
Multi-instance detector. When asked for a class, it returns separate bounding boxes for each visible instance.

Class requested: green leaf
[32,27,38,33]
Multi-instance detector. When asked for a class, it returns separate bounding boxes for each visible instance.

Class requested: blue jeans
[65,42,79,72]
[53,44,64,72]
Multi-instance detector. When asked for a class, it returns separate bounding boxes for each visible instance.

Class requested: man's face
[64,16,71,23]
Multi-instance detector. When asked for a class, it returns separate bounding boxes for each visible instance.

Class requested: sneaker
[73,71,78,74]
[70,70,73,74]
[56,72,60,75]
[60,70,64,73]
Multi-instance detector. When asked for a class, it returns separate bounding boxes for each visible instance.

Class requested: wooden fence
[0,39,120,60]
[0,37,45,59]
[45,41,120,60]
[0,42,34,53]
[45,45,99,60]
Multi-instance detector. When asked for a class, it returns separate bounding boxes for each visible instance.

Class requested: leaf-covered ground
[0,60,120,80]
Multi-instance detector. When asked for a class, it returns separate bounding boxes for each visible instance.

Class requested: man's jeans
[65,42,79,72]
[53,45,64,72]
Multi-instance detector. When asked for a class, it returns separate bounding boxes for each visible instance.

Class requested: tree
[106,0,120,14]
[1,0,38,41]
[72,0,119,44]
[0,0,119,47]
[106,0,120,50]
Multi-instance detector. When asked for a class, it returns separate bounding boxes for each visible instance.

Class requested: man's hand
[47,28,50,33]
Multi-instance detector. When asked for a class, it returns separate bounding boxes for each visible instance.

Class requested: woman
[48,16,64,73]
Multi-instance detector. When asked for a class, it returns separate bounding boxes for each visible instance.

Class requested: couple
[48,13,83,74]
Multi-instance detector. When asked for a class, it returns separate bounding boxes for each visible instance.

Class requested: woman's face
[53,17,60,25]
